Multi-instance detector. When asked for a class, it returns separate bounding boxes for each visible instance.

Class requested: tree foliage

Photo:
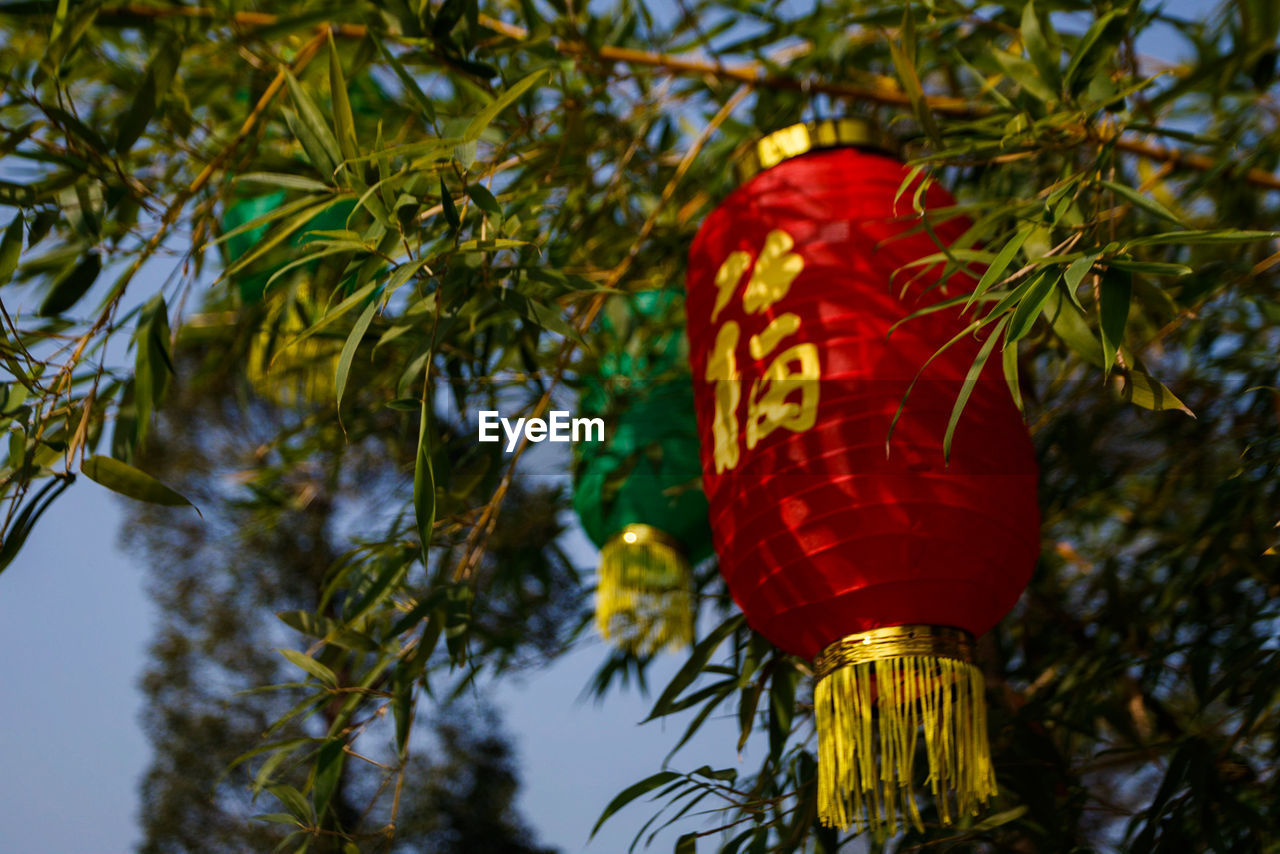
[124,348,568,853]
[1,0,1278,851]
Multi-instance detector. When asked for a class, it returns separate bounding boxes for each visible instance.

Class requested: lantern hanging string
[97,4,1280,193]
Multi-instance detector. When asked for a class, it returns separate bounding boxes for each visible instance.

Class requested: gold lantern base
[594,523,694,656]
[814,625,996,836]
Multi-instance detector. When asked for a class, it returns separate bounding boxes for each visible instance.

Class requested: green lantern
[573,291,712,655]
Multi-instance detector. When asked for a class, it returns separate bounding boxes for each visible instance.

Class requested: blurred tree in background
[125,345,568,852]
[0,0,1277,852]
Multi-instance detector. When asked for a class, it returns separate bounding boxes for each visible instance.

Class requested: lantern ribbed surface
[684,141,1040,833]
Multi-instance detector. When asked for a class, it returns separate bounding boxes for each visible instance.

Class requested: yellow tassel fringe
[814,627,997,836]
[247,286,339,407]
[595,524,694,656]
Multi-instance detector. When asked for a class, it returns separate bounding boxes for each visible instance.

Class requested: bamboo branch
[96,4,1280,192]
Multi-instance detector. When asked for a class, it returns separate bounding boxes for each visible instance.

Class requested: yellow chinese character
[705,231,819,471]
[706,321,742,474]
[741,230,804,315]
[746,343,821,450]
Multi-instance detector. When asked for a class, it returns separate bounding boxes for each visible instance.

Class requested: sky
[0,1,1222,852]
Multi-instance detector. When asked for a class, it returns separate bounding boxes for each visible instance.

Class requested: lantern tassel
[814,626,997,836]
[595,524,694,655]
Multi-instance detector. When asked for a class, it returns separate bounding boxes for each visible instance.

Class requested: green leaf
[1107,258,1192,277]
[944,315,1009,461]
[334,294,379,416]
[591,771,682,838]
[279,648,338,689]
[284,70,342,178]
[1063,254,1095,310]
[440,177,460,229]
[1007,269,1057,342]
[268,784,314,825]
[464,68,549,141]
[1021,1,1060,94]
[0,477,73,577]
[1064,10,1126,95]
[0,215,24,286]
[1100,179,1185,227]
[327,32,359,163]
[39,251,101,316]
[1002,336,1023,413]
[133,295,172,447]
[226,736,319,775]
[991,47,1057,102]
[81,455,194,508]
[465,183,502,217]
[969,225,1032,308]
[1124,229,1278,247]
[414,396,435,567]
[115,40,182,153]
[374,35,436,124]
[1043,285,1103,366]
[1119,371,1194,416]
[252,814,305,827]
[312,738,345,820]
[676,833,697,854]
[237,173,332,192]
[1099,268,1132,374]
[972,805,1030,831]
[648,614,744,721]
[887,8,941,142]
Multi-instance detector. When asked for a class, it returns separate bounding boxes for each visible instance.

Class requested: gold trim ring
[734,117,896,184]
[610,522,685,553]
[813,625,976,680]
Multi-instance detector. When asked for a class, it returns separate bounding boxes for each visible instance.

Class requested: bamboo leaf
[465,183,502,217]
[1119,370,1194,416]
[944,315,1009,461]
[1100,179,1185,227]
[81,455,194,508]
[1007,269,1058,342]
[327,32,359,163]
[1044,285,1103,366]
[335,295,379,415]
[237,173,333,192]
[115,40,182,153]
[968,225,1032,309]
[1125,229,1279,247]
[279,648,338,689]
[312,738,345,820]
[464,68,549,141]
[414,395,435,567]
[440,176,460,229]
[0,215,23,286]
[1099,268,1132,374]
[647,614,744,721]
[591,771,682,838]
[1021,1,1061,94]
[284,70,341,178]
[1002,335,1023,413]
[1064,254,1095,310]
[1065,9,1126,95]
[38,251,100,316]
[268,784,314,825]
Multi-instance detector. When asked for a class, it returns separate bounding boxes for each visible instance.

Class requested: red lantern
[685,120,1040,834]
